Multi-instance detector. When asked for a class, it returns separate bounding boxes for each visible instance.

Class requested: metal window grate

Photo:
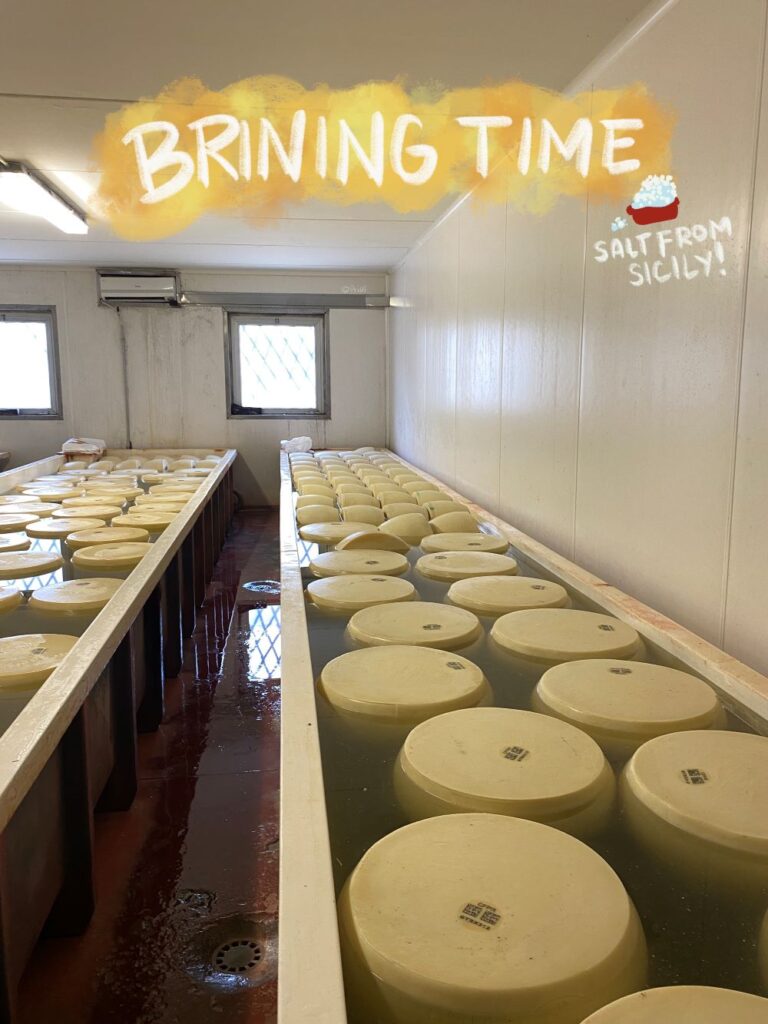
[246,606,281,680]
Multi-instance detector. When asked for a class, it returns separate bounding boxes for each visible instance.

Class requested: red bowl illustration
[625,197,679,225]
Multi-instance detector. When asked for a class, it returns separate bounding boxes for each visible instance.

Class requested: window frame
[0,305,63,420]
[225,308,331,419]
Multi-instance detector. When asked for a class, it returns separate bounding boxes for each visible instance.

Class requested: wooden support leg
[161,555,182,680]
[180,534,195,638]
[97,631,138,812]
[193,517,206,608]
[44,710,95,937]
[136,585,164,732]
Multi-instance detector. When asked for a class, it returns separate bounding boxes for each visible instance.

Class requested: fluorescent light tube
[0,162,88,234]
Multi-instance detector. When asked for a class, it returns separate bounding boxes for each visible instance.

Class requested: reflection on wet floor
[17,510,281,1024]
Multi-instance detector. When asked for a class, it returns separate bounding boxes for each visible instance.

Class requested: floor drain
[243,580,281,596]
[213,938,262,974]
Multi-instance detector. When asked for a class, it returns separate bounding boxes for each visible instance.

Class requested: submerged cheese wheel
[310,549,409,578]
[423,500,469,518]
[340,506,386,526]
[621,730,768,894]
[29,578,122,612]
[307,573,415,612]
[319,645,490,722]
[415,550,518,583]
[491,609,643,665]
[22,486,83,502]
[0,535,31,553]
[339,814,646,1023]
[295,505,341,526]
[421,531,509,554]
[534,660,724,761]
[430,511,481,534]
[66,526,150,550]
[379,513,432,545]
[0,586,23,613]
[112,511,177,531]
[3,502,59,517]
[0,551,63,579]
[335,531,410,554]
[395,708,615,837]
[26,517,104,539]
[382,503,429,520]
[580,986,768,1023]
[71,542,152,571]
[299,522,378,545]
[295,493,335,509]
[0,513,40,533]
[337,493,379,509]
[52,505,122,522]
[0,634,78,690]
[348,601,482,650]
[448,575,569,616]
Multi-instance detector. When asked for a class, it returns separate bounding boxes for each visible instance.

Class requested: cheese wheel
[0,633,78,690]
[66,527,150,550]
[491,609,643,665]
[299,522,378,545]
[580,986,768,1023]
[430,511,480,534]
[295,505,341,526]
[0,551,63,579]
[448,576,568,617]
[310,549,409,578]
[416,551,518,583]
[307,574,415,612]
[379,513,432,545]
[421,532,509,554]
[348,601,482,650]
[29,578,122,613]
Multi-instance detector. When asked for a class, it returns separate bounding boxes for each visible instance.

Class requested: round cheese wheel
[580,986,768,1023]
[415,550,518,583]
[348,602,482,650]
[310,549,409,578]
[0,551,63,579]
[421,532,508,554]
[66,526,150,550]
[71,542,152,571]
[299,522,378,545]
[29,578,122,612]
[0,633,78,690]
[491,609,643,665]
[448,575,568,617]
[307,573,415,612]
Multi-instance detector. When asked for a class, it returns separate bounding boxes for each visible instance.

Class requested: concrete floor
[18,510,281,1024]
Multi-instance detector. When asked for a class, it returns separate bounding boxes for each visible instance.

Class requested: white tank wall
[389,0,768,674]
[0,268,387,504]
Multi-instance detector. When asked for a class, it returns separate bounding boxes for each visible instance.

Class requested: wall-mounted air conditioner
[97,270,181,305]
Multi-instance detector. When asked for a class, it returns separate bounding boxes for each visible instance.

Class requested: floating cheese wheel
[370,481,411,499]
[0,634,78,691]
[401,479,433,494]
[66,526,150,550]
[335,531,409,554]
[29,578,122,613]
[430,511,480,534]
[4,502,59,517]
[132,499,187,512]
[60,494,127,508]
[0,552,63,580]
[382,502,428,520]
[413,490,450,505]
[0,587,22,613]
[26,517,104,539]
[149,483,197,495]
[339,814,646,1024]
[82,485,142,500]
[395,708,615,837]
[88,460,115,472]
[421,532,509,554]
[0,495,37,505]
[423,500,469,518]
[415,550,518,583]
[534,660,724,762]
[71,542,152,572]
[169,458,197,471]
[296,482,335,498]
[0,513,40,533]
[52,505,122,523]
[580,986,768,1023]
[116,458,143,470]
[379,513,432,545]
[59,460,88,471]
[0,535,31,553]
[298,522,377,545]
[337,493,379,509]
[340,506,385,526]
[348,601,482,650]
[112,511,176,532]
[621,731,768,895]
[448,576,569,617]
[296,505,341,526]
[310,549,409,578]
[334,483,371,496]
[177,468,212,478]
[141,458,169,472]
[491,609,643,665]
[307,574,415,612]
[319,646,490,723]
[295,494,335,510]
[377,492,417,509]
[22,487,83,502]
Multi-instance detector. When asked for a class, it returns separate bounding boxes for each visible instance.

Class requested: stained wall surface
[390,0,768,673]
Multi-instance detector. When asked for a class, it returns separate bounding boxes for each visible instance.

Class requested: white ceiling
[0,0,651,271]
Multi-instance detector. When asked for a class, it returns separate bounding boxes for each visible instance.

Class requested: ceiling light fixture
[0,159,88,234]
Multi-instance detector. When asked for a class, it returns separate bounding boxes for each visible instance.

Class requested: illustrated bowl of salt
[626,174,679,225]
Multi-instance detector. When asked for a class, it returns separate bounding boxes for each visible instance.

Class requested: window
[0,307,61,418]
[227,312,329,418]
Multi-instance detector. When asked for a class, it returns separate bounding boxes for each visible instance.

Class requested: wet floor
[18,510,281,1024]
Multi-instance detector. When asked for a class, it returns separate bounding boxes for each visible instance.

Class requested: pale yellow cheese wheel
[379,513,432,545]
[620,730,768,893]
[376,491,417,507]
[371,481,411,499]
[60,494,127,508]
[0,535,31,553]
[335,531,410,554]
[448,576,568,617]
[421,532,509,554]
[339,814,646,1023]
[116,458,144,469]
[298,522,378,545]
[382,502,428,520]
[52,505,122,522]
[413,490,450,505]
[0,633,78,690]
[0,551,63,579]
[112,511,176,531]
[395,707,615,837]
[401,479,433,494]
[580,986,768,1023]
[29,578,122,612]
[334,483,371,496]
[66,526,150,550]
[296,481,335,498]
[533,660,724,761]
[22,486,83,502]
[0,586,23,613]
[340,506,385,526]
[430,511,481,534]
[0,513,40,533]
[319,645,489,722]
[26,517,104,539]
[415,550,518,583]
[348,601,482,650]
[2,502,59,517]
[71,542,153,571]
[491,609,643,664]
[295,494,335,510]
[423,500,469,518]
[0,495,38,505]
[295,505,341,526]
[307,573,415,612]
[133,498,187,512]
[337,492,379,509]
[82,485,142,500]
[310,549,409,578]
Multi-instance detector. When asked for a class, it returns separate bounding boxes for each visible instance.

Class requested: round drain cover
[213,937,262,974]
[243,580,281,596]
